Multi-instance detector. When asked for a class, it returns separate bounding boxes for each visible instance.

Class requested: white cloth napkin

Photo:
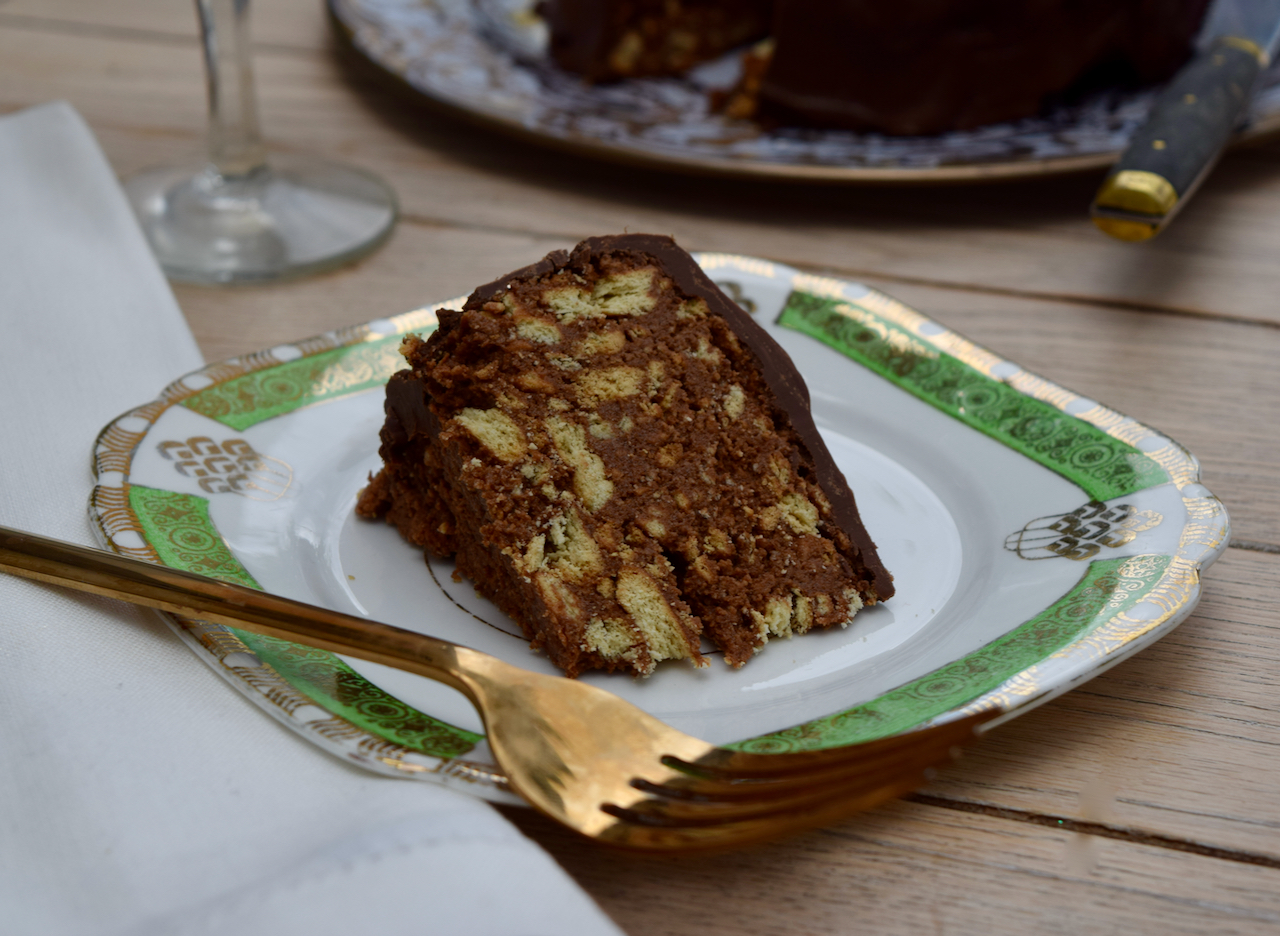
[0,102,623,936]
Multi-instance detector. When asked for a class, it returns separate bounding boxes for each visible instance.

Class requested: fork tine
[635,742,953,803]
[596,764,936,852]
[581,712,995,851]
[639,743,948,801]
[662,711,996,783]
[627,712,991,806]
[608,713,989,825]
[616,748,949,824]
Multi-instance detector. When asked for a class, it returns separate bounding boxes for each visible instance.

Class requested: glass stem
[197,0,268,179]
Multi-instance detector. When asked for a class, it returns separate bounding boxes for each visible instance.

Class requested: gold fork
[0,525,994,852]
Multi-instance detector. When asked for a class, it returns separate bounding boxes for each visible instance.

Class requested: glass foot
[124,155,397,285]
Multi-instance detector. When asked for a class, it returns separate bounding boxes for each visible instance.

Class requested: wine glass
[125,0,397,285]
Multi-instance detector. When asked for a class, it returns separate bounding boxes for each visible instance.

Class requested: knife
[1091,0,1280,242]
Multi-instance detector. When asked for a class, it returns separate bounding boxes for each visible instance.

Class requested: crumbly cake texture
[356,234,892,677]
[541,0,771,81]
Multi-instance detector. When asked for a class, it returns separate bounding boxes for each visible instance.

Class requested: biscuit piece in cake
[356,234,892,677]
[541,0,772,81]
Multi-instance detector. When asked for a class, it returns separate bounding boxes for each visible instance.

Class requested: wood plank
[9,21,1280,326]
[503,797,1280,936]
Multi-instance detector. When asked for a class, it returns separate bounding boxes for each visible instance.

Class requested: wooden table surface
[7,2,1278,932]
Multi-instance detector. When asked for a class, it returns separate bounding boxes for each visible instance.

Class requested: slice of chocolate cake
[356,235,892,677]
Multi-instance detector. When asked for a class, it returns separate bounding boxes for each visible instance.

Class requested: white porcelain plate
[90,254,1229,804]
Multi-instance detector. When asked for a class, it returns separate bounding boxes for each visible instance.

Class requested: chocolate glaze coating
[758,0,1211,135]
[467,233,893,600]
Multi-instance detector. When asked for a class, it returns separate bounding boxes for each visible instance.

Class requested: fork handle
[0,524,507,704]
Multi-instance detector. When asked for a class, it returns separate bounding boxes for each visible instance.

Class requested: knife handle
[1091,37,1265,242]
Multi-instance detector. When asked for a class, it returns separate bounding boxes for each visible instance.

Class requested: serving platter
[328,0,1280,183]
[89,253,1228,804]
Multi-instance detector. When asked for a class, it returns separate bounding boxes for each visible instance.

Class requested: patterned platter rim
[88,253,1229,804]
[327,0,1280,184]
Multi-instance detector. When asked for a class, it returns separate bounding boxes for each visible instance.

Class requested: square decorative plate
[89,254,1228,804]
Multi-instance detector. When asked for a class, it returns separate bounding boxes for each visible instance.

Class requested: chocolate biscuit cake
[539,0,1210,136]
[356,234,891,677]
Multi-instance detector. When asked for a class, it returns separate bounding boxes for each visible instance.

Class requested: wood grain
[5,3,1280,933]
[503,796,1280,935]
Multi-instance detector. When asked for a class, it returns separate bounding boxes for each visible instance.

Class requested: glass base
[124,155,397,285]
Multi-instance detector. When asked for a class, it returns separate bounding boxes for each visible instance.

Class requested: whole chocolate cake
[357,235,892,677]
[539,0,1211,135]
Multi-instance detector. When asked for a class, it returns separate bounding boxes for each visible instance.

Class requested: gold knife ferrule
[1091,216,1160,242]
[1094,170,1179,217]
[1218,35,1269,68]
